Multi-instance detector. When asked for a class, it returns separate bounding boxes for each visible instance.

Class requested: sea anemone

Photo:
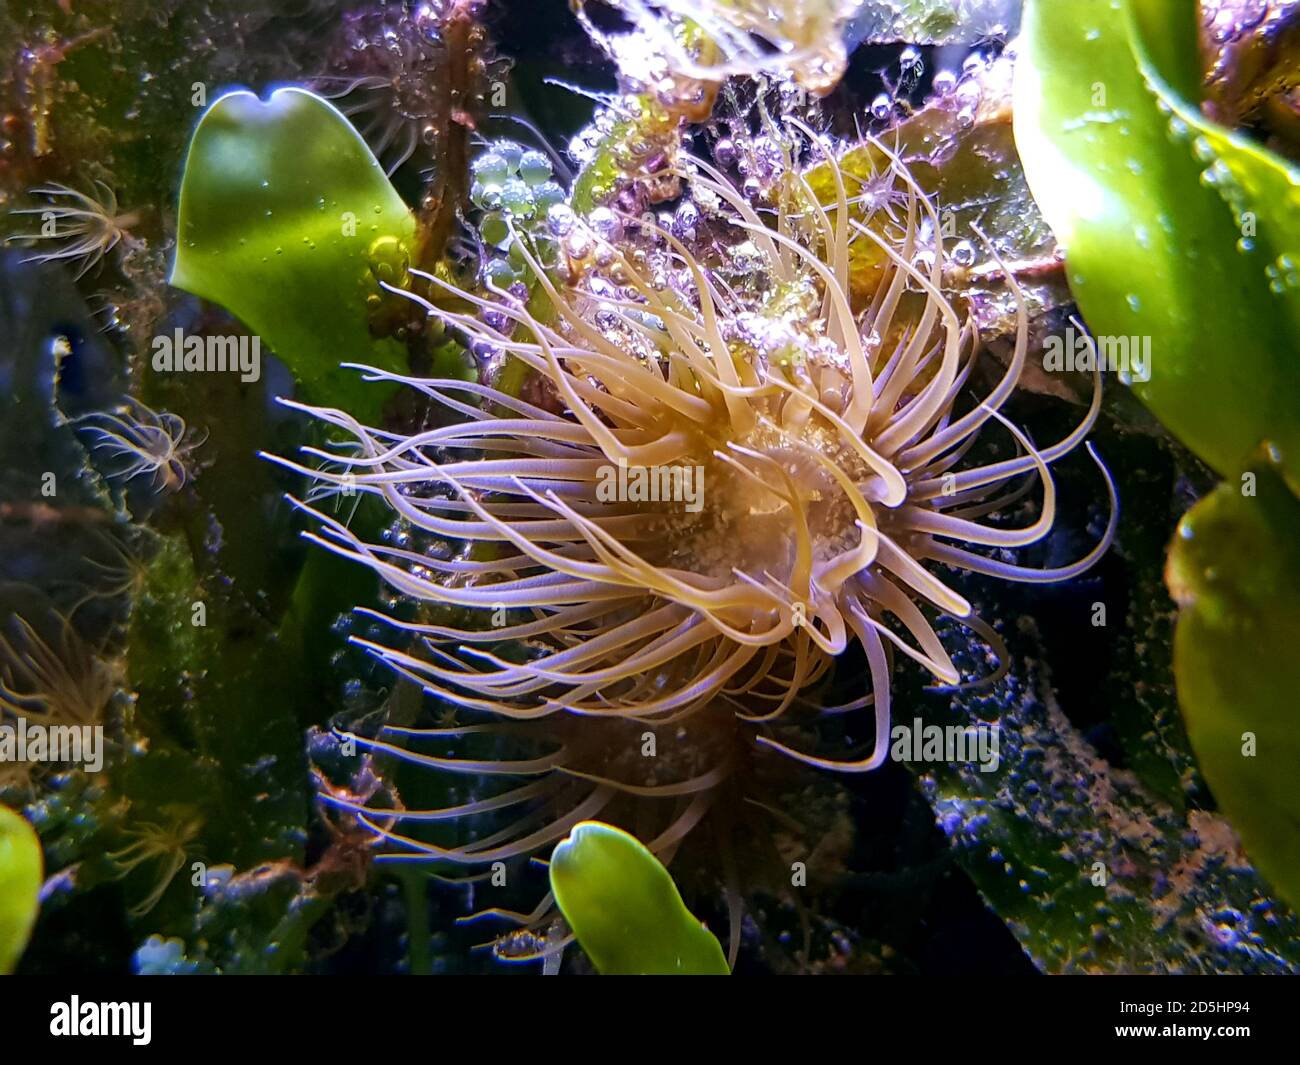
[72,397,203,494]
[0,607,116,789]
[6,181,139,279]
[107,806,203,917]
[0,611,116,731]
[276,125,1115,957]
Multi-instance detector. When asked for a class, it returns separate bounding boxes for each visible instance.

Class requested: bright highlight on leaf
[549,821,729,975]
[0,804,42,974]
[171,86,417,422]
[1014,0,1300,483]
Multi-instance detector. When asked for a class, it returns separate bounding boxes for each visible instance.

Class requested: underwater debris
[6,181,139,279]
[71,397,202,495]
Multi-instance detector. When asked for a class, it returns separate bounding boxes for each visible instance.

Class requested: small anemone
[72,397,203,494]
[6,181,139,279]
[64,527,154,619]
[0,611,116,731]
[107,807,204,918]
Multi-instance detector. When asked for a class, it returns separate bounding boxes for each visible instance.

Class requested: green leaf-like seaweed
[171,86,417,423]
[1013,0,1300,481]
[1166,459,1300,908]
[549,821,729,975]
[0,804,42,974]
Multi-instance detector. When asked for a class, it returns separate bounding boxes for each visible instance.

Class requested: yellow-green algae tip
[549,821,729,975]
[0,805,42,974]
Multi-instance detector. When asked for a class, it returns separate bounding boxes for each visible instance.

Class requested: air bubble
[480,211,510,248]
[500,177,535,218]
[547,203,576,237]
[471,181,504,210]
[472,152,511,185]
[518,150,552,185]
[587,206,621,241]
[533,181,565,210]
[564,229,593,260]
[950,239,976,267]
[495,141,523,173]
[484,258,517,288]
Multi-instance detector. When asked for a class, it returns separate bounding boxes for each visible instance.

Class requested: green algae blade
[0,805,42,974]
[1166,460,1300,909]
[1013,0,1300,482]
[549,821,729,975]
[171,87,416,423]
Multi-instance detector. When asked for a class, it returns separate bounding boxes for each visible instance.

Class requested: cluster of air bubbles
[931,49,986,128]
[1163,111,1254,221]
[587,205,623,242]
[708,130,789,201]
[1205,0,1270,44]
[1265,254,1300,295]
[1182,132,1255,241]
[568,105,629,171]
[1191,135,1237,195]
[564,99,679,207]
[537,200,619,275]
[470,141,566,291]
[471,142,562,230]
[869,47,989,129]
[733,310,803,366]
